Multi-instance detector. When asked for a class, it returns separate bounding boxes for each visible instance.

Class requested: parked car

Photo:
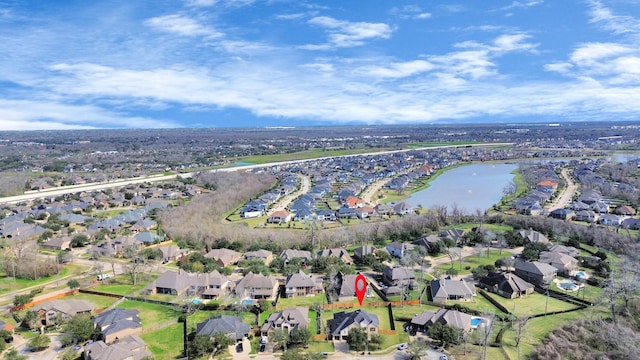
[397,343,409,350]
[439,355,448,360]
[259,344,266,352]
[236,343,243,353]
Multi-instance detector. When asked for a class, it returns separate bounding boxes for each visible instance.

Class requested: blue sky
[1,0,639,130]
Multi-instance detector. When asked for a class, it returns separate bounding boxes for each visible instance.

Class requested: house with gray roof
[329,309,379,341]
[411,308,473,333]
[235,272,279,300]
[383,265,417,289]
[279,249,313,264]
[430,278,476,304]
[93,308,142,344]
[327,272,372,302]
[33,299,96,327]
[514,261,557,286]
[518,229,549,245]
[196,315,250,342]
[539,251,579,276]
[260,307,309,337]
[317,248,353,264]
[244,249,274,265]
[285,270,322,298]
[83,335,151,360]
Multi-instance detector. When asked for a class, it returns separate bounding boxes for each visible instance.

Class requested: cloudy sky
[1,0,639,130]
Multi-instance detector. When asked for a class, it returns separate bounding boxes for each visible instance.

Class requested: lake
[406,163,518,214]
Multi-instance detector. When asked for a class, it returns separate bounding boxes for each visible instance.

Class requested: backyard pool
[241,299,254,306]
[471,317,484,328]
[575,271,590,279]
[558,281,580,291]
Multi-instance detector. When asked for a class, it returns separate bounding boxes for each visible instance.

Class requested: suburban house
[514,261,557,286]
[547,244,580,258]
[317,248,353,264]
[440,228,466,245]
[157,244,188,263]
[260,307,309,336]
[353,245,376,263]
[386,242,415,258]
[268,210,292,224]
[32,299,96,327]
[477,272,535,299]
[235,272,280,300]
[573,210,597,223]
[279,249,313,264]
[327,272,372,301]
[284,270,323,298]
[539,251,579,276]
[518,229,550,245]
[382,265,417,289]
[549,208,574,221]
[615,205,635,216]
[41,236,72,251]
[143,269,230,299]
[244,249,274,265]
[329,310,379,341]
[411,308,473,333]
[83,335,152,360]
[204,248,242,267]
[430,278,476,304]
[196,315,250,342]
[93,308,143,344]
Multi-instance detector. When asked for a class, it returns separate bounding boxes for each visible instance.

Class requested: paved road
[547,168,577,211]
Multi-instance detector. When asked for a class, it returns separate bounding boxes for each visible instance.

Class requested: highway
[0,143,513,205]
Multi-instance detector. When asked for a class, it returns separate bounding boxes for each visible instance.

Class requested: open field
[435,249,508,275]
[237,147,395,164]
[0,264,88,296]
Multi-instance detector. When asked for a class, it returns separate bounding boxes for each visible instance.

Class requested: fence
[320,299,419,311]
[11,288,80,312]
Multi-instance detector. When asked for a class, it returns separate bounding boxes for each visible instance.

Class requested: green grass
[237,148,394,164]
[93,274,157,295]
[391,304,442,321]
[0,264,87,296]
[406,142,481,148]
[307,340,334,352]
[116,300,183,328]
[457,294,509,315]
[483,291,580,317]
[67,293,119,309]
[141,322,184,360]
[435,249,507,276]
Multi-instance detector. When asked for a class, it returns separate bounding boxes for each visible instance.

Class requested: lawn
[116,300,183,329]
[277,294,326,309]
[457,294,509,315]
[549,280,603,304]
[237,148,392,164]
[483,291,580,317]
[141,322,184,360]
[67,292,119,309]
[391,304,441,321]
[435,249,507,276]
[0,264,87,296]
[92,274,156,295]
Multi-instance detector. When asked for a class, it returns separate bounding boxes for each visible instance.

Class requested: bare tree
[513,316,530,360]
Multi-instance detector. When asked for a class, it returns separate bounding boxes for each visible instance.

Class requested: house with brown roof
[235,272,279,300]
[539,251,579,276]
[383,265,417,289]
[477,272,535,299]
[279,249,313,264]
[317,248,353,264]
[327,272,372,302]
[244,249,274,265]
[518,229,549,245]
[260,307,309,336]
[268,210,292,224]
[411,308,473,333]
[83,335,151,360]
[41,236,72,251]
[143,269,230,299]
[615,205,636,216]
[157,244,188,263]
[284,270,323,298]
[33,299,96,327]
[344,195,364,208]
[204,248,242,267]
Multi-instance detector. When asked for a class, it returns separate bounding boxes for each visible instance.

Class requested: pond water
[406,163,517,214]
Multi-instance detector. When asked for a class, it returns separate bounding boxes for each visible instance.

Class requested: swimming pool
[471,317,483,327]
[558,281,579,291]
[241,299,254,306]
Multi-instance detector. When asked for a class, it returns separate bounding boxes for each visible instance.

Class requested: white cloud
[145,14,223,38]
[360,60,434,79]
[500,1,543,11]
[587,0,640,35]
[305,16,393,49]
[0,99,176,130]
[570,42,633,64]
[544,62,573,74]
[185,0,218,7]
[390,5,432,20]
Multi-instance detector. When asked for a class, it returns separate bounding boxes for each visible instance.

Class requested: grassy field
[141,322,185,360]
[0,264,88,296]
[92,273,156,295]
[237,148,394,164]
[457,294,510,316]
[277,294,326,309]
[483,291,581,317]
[116,300,183,329]
[435,249,508,276]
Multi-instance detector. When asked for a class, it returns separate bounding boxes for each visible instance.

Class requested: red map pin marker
[355,274,367,306]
